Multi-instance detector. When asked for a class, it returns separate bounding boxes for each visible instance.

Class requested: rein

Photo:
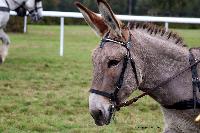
[90,30,200,112]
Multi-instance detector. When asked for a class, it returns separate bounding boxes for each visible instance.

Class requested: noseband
[90,31,139,110]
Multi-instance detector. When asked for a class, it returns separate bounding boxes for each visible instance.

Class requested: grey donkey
[0,0,43,63]
[75,0,200,132]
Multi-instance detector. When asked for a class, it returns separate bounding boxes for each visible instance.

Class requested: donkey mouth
[92,113,106,126]
[94,119,106,126]
[94,115,112,126]
[91,112,110,126]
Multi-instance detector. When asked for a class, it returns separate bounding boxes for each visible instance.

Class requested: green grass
[0,25,199,133]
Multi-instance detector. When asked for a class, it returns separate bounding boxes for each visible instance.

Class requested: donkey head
[76,0,143,126]
[25,0,43,22]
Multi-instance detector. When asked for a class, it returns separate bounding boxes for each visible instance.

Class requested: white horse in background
[0,0,43,63]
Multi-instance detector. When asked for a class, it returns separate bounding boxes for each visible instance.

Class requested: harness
[0,0,10,12]
[89,30,200,114]
[163,49,200,110]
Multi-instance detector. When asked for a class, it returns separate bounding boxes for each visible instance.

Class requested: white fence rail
[10,11,200,56]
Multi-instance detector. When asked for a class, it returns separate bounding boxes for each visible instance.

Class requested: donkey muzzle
[30,11,42,22]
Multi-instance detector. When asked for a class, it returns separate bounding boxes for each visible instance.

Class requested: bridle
[30,0,42,13]
[89,29,200,121]
[13,0,42,16]
[90,30,140,110]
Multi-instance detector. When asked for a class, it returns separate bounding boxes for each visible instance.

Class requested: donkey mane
[128,22,187,47]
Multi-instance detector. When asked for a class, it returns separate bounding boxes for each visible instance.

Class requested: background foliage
[43,0,200,17]
[6,17,24,33]
[7,0,200,32]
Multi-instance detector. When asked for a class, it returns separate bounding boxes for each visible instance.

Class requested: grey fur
[0,0,43,63]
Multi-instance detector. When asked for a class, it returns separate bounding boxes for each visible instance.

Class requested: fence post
[60,17,64,56]
[23,16,27,33]
[165,22,169,31]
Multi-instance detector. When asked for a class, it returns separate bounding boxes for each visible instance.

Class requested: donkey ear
[97,0,123,37]
[75,2,108,37]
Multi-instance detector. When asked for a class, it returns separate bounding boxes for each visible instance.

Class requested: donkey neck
[131,29,193,105]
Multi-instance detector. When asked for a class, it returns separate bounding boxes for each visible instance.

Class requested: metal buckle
[192,77,200,85]
[195,58,198,63]
[127,42,131,49]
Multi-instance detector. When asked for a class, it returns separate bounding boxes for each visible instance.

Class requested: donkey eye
[108,60,120,68]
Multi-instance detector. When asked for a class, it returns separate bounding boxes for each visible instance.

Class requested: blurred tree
[43,0,61,11]
[6,17,24,33]
[42,0,200,17]
[7,0,200,33]
[127,0,137,15]
[135,0,200,17]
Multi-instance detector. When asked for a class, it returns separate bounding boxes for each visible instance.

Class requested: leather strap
[0,0,10,12]
[163,99,200,110]
[0,7,10,12]
[89,89,114,100]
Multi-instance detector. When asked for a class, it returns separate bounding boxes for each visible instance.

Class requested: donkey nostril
[98,109,103,115]
[91,109,103,120]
